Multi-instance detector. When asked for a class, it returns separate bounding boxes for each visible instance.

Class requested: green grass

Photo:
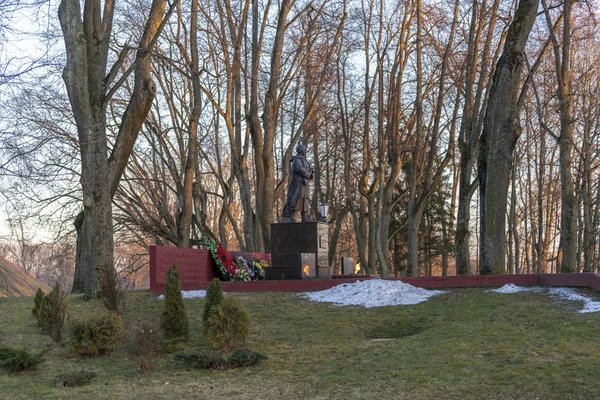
[1,287,600,399]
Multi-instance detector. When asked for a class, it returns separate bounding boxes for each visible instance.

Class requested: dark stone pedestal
[266,222,331,280]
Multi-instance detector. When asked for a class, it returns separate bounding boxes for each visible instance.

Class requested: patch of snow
[301,279,446,308]
[488,284,539,294]
[490,284,600,313]
[547,287,600,314]
[158,290,207,300]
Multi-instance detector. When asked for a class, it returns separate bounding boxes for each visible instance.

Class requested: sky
[0,217,10,238]
[1,4,56,243]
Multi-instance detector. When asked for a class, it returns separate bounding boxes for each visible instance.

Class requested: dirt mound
[0,256,51,297]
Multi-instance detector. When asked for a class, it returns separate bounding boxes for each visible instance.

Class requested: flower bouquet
[202,236,271,281]
[236,256,271,281]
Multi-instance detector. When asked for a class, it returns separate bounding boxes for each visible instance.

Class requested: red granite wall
[149,246,272,293]
[149,248,600,294]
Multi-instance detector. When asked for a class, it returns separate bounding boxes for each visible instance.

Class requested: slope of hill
[0,256,51,297]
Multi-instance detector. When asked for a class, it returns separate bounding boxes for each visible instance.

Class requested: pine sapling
[39,282,67,342]
[32,288,45,320]
[161,264,189,341]
[203,278,224,329]
[206,297,250,350]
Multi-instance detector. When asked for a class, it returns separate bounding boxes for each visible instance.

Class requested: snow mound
[489,284,539,294]
[490,284,600,313]
[302,279,446,308]
[158,290,207,300]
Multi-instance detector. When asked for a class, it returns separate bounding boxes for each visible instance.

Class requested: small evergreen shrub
[227,349,267,368]
[206,297,250,350]
[39,282,67,342]
[161,265,189,341]
[174,352,228,370]
[69,311,126,355]
[54,370,96,388]
[32,288,45,319]
[127,319,162,372]
[203,278,224,329]
[0,346,45,372]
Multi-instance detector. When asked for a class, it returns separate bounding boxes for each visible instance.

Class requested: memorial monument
[282,143,313,223]
[266,143,331,280]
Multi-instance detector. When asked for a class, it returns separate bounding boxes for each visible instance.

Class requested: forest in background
[1,0,599,291]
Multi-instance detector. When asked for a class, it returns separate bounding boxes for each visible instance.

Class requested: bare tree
[540,0,577,273]
[59,0,174,297]
[455,0,505,276]
[478,0,539,275]
[406,0,459,276]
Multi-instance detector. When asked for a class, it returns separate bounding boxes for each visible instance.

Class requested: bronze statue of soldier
[282,143,314,222]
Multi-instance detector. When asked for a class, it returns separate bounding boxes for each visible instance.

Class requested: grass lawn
[1,287,599,399]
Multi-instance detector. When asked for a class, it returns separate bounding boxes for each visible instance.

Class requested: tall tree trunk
[248,0,265,252]
[441,197,449,276]
[407,0,424,277]
[328,209,347,267]
[62,0,170,295]
[256,0,292,252]
[582,122,593,272]
[179,0,201,248]
[478,0,539,275]
[59,0,114,297]
[220,0,254,251]
[508,158,518,274]
[558,0,577,273]
[541,0,576,273]
[455,0,481,276]
[456,0,504,276]
[407,0,458,276]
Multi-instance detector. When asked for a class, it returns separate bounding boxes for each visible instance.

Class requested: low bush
[161,265,189,341]
[206,297,250,350]
[69,311,126,355]
[127,318,162,372]
[0,346,45,372]
[203,278,224,328]
[174,352,228,370]
[174,349,266,370]
[39,282,67,342]
[227,349,267,368]
[54,371,96,388]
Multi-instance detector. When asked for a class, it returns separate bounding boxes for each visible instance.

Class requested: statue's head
[296,143,307,157]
